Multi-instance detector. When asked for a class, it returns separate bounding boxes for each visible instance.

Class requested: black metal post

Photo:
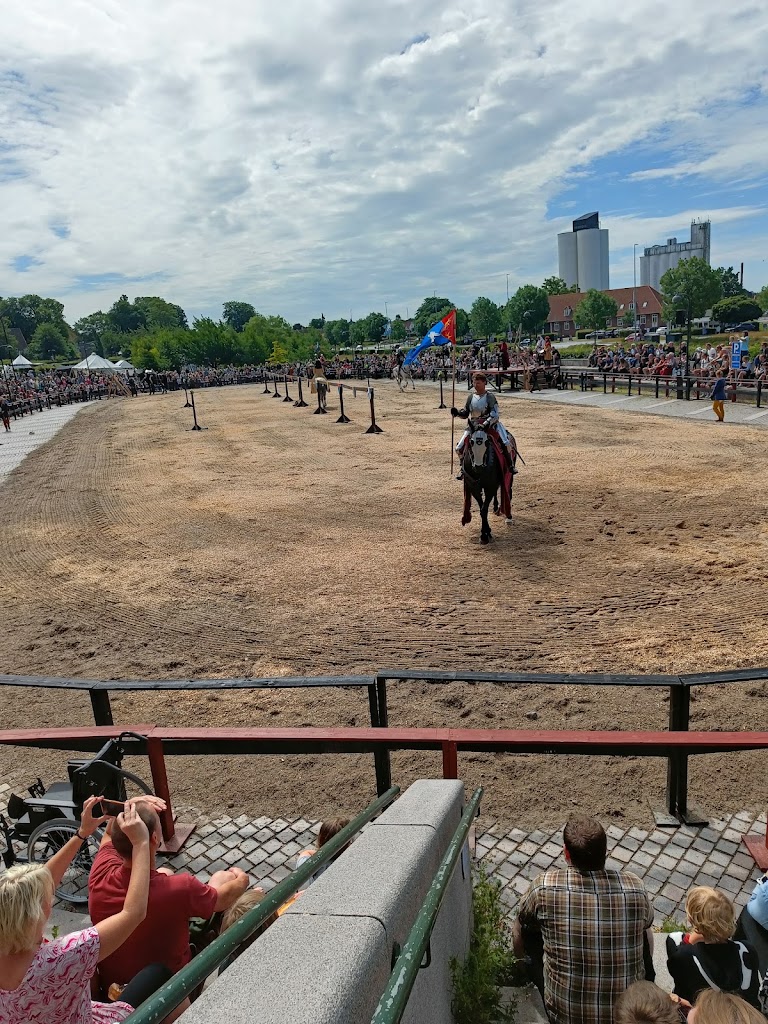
[263,376,271,394]
[295,376,308,408]
[90,689,114,726]
[190,390,202,430]
[272,378,282,399]
[371,676,391,795]
[438,377,446,409]
[283,375,292,402]
[365,387,383,433]
[336,385,350,423]
[314,385,327,415]
[183,388,192,408]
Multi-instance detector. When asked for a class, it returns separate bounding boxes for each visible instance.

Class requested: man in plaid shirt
[513,815,654,1024]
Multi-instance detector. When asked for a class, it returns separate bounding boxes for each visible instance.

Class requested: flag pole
[450,336,456,475]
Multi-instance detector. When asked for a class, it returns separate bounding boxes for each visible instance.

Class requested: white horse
[392,361,416,392]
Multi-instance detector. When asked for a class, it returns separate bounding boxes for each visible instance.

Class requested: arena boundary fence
[2,667,768,827]
[2,723,768,867]
[261,371,384,432]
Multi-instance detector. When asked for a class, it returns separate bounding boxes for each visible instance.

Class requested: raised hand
[80,795,109,837]
[116,804,150,847]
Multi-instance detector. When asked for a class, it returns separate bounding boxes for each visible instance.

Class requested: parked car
[732,322,759,332]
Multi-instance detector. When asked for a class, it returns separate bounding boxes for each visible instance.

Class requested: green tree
[470,297,502,340]
[712,296,762,325]
[222,301,256,332]
[660,257,722,323]
[269,337,290,364]
[413,296,454,338]
[714,266,747,298]
[134,297,188,331]
[390,316,407,342]
[0,294,68,342]
[74,311,111,356]
[504,285,550,335]
[757,284,768,313]
[349,321,366,347]
[108,294,146,334]
[455,308,470,339]
[308,316,326,331]
[542,276,570,295]
[363,311,388,344]
[574,290,619,332]
[27,322,68,360]
[151,328,188,369]
[325,318,350,349]
[130,334,161,370]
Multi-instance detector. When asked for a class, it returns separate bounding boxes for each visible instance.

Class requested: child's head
[614,982,679,1024]
[220,887,276,937]
[318,818,350,848]
[690,990,766,1024]
[685,886,735,943]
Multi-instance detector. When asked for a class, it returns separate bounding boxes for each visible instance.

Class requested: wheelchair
[0,732,152,904]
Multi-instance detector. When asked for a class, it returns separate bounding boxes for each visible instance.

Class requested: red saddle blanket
[461,430,512,524]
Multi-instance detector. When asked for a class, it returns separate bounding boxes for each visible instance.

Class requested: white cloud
[0,0,767,322]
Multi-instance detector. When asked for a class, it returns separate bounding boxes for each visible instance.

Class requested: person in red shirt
[88,796,248,1016]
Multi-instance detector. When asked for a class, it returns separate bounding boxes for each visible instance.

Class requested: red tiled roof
[548,286,663,323]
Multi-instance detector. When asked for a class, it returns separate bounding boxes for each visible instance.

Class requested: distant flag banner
[403,309,457,366]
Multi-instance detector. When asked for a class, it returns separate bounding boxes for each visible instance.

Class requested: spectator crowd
[2,797,767,1024]
[588,334,767,386]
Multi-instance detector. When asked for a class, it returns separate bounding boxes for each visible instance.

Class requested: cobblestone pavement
[0,402,91,481]
[1,774,763,927]
[476,810,766,924]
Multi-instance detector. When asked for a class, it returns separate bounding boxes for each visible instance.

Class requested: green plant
[655,915,686,933]
[451,869,518,1024]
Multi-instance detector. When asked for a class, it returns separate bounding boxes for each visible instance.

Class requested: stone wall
[182,779,472,1024]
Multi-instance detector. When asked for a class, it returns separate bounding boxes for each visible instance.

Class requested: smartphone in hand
[91,798,125,817]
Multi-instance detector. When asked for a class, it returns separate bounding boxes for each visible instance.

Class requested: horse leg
[480,490,493,544]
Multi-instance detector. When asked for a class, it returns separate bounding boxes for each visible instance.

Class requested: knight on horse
[452,372,517,481]
[309,358,329,409]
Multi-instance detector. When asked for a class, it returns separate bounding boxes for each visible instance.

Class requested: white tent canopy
[114,359,135,370]
[12,354,33,367]
[74,354,118,371]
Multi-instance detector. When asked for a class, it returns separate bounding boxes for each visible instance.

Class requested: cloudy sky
[2,0,768,325]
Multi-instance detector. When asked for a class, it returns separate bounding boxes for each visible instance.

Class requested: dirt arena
[1,381,767,828]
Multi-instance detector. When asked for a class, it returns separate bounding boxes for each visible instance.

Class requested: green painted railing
[125,785,400,1023]
[370,786,482,1024]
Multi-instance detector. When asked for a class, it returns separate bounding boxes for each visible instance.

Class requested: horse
[310,369,329,412]
[460,424,511,545]
[392,361,416,392]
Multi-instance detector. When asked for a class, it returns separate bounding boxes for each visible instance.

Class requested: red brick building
[547,286,664,337]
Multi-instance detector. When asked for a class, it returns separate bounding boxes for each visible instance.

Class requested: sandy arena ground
[0,382,767,828]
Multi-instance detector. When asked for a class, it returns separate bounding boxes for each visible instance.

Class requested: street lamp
[633,244,639,335]
[673,292,692,400]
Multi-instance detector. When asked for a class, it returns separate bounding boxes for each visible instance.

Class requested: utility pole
[633,243,639,334]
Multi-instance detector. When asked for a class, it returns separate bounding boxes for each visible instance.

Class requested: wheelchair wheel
[27,819,102,905]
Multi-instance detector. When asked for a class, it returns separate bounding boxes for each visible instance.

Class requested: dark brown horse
[460,424,511,544]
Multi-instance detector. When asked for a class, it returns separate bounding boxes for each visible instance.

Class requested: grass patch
[451,869,519,1024]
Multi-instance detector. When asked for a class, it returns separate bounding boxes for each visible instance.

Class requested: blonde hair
[693,990,765,1024]
[220,888,277,938]
[614,982,679,1024]
[0,864,54,954]
[686,886,735,943]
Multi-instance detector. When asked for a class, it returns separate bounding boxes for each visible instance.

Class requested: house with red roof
[547,286,664,337]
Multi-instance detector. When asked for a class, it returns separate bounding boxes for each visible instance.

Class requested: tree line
[1,268,764,371]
